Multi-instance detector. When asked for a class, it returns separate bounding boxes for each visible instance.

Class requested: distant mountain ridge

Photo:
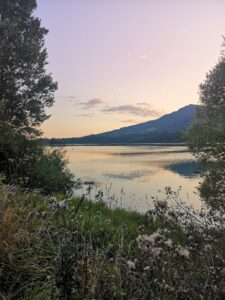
[46,104,198,145]
[97,104,197,137]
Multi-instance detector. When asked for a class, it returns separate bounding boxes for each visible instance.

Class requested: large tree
[0,0,57,137]
[188,38,225,162]
[188,38,225,210]
[0,0,75,194]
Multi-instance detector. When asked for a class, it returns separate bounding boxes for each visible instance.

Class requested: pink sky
[36,0,225,138]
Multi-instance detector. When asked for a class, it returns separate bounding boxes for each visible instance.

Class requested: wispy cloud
[102,104,160,118]
[79,98,105,109]
[74,113,94,118]
[136,102,149,106]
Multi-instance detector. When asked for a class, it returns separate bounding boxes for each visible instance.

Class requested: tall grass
[1,183,225,299]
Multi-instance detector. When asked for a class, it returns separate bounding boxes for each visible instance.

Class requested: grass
[1,183,225,299]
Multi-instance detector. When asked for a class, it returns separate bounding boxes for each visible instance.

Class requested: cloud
[136,102,149,106]
[137,53,149,60]
[122,119,138,123]
[102,104,160,118]
[74,113,94,117]
[79,98,105,109]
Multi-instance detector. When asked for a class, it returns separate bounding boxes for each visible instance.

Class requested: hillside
[47,104,198,144]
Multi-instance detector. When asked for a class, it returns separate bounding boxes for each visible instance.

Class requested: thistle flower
[127,260,135,270]
[176,246,190,258]
[164,239,173,248]
[151,247,162,258]
[136,230,164,251]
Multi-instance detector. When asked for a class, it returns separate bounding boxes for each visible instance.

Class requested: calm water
[65,145,201,212]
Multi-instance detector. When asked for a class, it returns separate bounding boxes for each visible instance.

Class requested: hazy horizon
[36,0,225,138]
[45,103,197,139]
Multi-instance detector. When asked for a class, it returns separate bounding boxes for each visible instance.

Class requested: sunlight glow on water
[64,145,202,213]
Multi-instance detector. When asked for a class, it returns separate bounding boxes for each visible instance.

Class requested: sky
[36,0,225,138]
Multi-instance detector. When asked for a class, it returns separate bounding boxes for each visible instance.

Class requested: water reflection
[104,170,154,181]
[64,145,201,212]
[166,161,202,178]
[104,161,201,181]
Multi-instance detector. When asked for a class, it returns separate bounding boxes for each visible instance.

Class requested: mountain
[95,104,197,137]
[47,104,198,145]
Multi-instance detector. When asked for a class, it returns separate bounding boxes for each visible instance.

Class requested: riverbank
[1,184,225,299]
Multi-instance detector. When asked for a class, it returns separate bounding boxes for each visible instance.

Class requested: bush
[27,148,75,196]
[1,141,76,196]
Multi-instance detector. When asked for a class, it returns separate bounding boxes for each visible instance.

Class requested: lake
[65,145,202,213]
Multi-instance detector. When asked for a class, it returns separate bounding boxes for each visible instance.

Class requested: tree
[0,0,75,194]
[188,38,225,210]
[188,38,225,162]
[0,0,57,137]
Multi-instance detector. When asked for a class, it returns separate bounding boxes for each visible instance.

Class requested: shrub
[26,148,75,196]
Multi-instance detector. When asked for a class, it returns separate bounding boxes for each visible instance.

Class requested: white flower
[136,230,164,251]
[57,200,68,209]
[49,196,57,202]
[136,234,152,251]
[176,246,190,258]
[164,239,173,248]
[151,247,162,258]
[204,244,212,251]
[149,231,163,243]
[127,260,135,270]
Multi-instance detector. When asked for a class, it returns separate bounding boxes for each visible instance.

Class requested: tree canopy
[0,0,57,138]
[0,0,75,194]
[188,38,225,210]
[188,38,225,162]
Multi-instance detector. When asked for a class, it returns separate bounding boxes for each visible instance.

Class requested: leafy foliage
[0,1,75,194]
[187,38,225,212]
[0,0,57,137]
[27,149,75,195]
[188,38,225,162]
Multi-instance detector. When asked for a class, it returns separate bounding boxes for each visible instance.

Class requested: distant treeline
[43,130,185,145]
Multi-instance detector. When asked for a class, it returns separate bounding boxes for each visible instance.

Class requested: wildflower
[162,228,170,234]
[164,239,173,248]
[41,211,47,217]
[136,234,152,251]
[48,196,57,202]
[164,284,175,292]
[204,244,212,251]
[127,260,135,270]
[136,230,164,251]
[151,247,162,258]
[166,213,177,223]
[176,246,190,258]
[57,199,68,208]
